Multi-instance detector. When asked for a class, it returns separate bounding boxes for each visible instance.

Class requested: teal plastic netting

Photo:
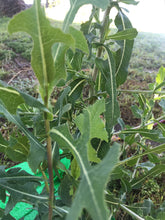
[0,157,70,219]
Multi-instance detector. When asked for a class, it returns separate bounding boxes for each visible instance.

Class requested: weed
[0,1,165,220]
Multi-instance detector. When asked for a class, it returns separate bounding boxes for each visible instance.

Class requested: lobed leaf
[8,0,75,100]
[51,109,120,220]
[69,26,89,54]
[75,99,108,142]
[75,99,108,162]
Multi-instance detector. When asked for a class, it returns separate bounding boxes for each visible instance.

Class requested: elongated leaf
[115,11,135,87]
[8,0,75,100]
[0,166,46,214]
[75,99,108,162]
[53,0,109,85]
[119,0,139,5]
[131,165,165,189]
[156,66,165,85]
[121,129,159,141]
[0,103,46,173]
[63,0,109,32]
[68,78,86,105]
[0,86,24,114]
[154,66,165,92]
[0,81,52,117]
[106,28,138,40]
[75,99,108,141]
[52,27,88,85]
[119,143,165,166]
[51,112,120,220]
[96,46,120,136]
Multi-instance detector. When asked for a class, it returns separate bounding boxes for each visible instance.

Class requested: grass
[0,17,32,63]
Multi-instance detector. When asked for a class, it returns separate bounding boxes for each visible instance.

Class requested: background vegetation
[0,1,165,219]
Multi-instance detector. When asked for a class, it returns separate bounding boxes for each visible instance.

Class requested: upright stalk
[92,6,111,83]
[44,93,54,220]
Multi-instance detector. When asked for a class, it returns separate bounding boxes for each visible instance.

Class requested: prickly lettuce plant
[0,0,165,219]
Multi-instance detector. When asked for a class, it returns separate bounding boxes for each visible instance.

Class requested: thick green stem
[45,117,54,220]
[44,89,54,220]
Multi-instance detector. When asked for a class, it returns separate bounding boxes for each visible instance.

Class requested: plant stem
[45,117,54,220]
[90,6,111,96]
[118,89,165,94]
[40,165,49,193]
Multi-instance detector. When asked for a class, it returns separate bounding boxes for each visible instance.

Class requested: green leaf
[0,81,52,118]
[69,26,89,54]
[95,46,120,136]
[131,165,165,189]
[131,105,143,118]
[75,99,108,142]
[0,208,15,220]
[53,0,109,85]
[6,135,30,162]
[71,158,80,180]
[18,91,53,119]
[121,128,159,141]
[0,166,46,214]
[115,11,135,87]
[0,86,24,114]
[75,99,108,162]
[159,99,165,111]
[63,0,109,32]
[68,78,86,105]
[155,66,165,91]
[51,112,120,220]
[8,0,75,100]
[119,143,165,166]
[106,28,138,40]
[119,0,139,5]
[0,103,46,173]
[0,134,8,154]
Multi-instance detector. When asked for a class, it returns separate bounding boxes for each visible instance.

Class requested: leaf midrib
[35,0,48,91]
[52,129,102,218]
[0,183,47,200]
